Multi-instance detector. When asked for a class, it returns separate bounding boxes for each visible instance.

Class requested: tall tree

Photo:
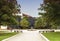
[44,0,60,25]
[0,0,18,26]
[38,0,60,28]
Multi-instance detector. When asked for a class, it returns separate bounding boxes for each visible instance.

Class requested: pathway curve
[7,30,45,41]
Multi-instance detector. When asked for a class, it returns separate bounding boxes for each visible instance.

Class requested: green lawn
[0,32,18,41]
[43,32,60,41]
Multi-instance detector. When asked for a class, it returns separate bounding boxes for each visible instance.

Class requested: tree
[45,0,60,24]
[20,19,30,29]
[38,0,60,28]
[0,0,18,26]
[34,17,46,29]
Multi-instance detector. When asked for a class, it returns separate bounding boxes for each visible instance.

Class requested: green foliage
[38,0,60,29]
[0,14,18,26]
[9,16,19,25]
[34,17,46,29]
[0,0,18,26]
[20,18,30,29]
[23,16,28,20]
[44,0,60,25]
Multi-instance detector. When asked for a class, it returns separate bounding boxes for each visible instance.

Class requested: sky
[17,0,43,17]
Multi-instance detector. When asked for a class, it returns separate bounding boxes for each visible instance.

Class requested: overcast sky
[17,0,43,17]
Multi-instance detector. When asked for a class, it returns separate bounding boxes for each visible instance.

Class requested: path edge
[40,33,50,41]
[2,33,21,41]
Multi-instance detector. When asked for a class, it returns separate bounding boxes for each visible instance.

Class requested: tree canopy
[20,18,30,29]
[44,0,60,25]
[0,0,18,25]
[34,17,46,29]
[38,0,60,29]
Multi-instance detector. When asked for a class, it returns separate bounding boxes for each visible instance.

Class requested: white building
[0,26,7,30]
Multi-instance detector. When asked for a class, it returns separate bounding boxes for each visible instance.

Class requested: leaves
[0,0,18,25]
[34,17,46,29]
[20,18,30,29]
[38,0,60,29]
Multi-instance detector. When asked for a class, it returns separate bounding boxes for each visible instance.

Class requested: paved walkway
[6,30,45,41]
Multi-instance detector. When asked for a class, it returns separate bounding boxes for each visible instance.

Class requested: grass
[0,32,18,41]
[43,32,60,41]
